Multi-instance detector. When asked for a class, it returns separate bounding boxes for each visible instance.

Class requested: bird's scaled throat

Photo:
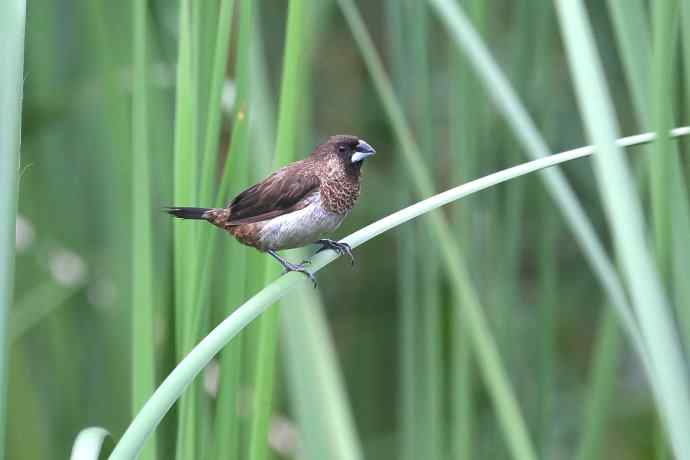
[347,159,365,175]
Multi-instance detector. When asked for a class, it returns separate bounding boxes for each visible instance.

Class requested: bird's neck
[346,160,364,177]
[322,157,361,182]
[319,158,362,214]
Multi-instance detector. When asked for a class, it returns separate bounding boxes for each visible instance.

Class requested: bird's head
[316,134,376,172]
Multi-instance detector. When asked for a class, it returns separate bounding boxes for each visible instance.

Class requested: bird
[165,134,376,287]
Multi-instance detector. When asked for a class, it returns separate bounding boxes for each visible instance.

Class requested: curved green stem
[71,427,111,460]
[98,127,690,460]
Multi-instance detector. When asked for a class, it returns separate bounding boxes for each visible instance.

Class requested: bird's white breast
[257,192,346,251]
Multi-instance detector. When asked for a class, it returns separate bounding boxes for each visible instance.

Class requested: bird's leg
[315,239,355,267]
[268,250,317,288]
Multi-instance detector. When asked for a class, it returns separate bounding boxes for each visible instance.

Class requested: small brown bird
[166,134,376,286]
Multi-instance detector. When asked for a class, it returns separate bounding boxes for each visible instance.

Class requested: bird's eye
[338,145,347,153]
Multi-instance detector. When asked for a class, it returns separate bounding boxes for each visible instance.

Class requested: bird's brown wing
[226,164,320,225]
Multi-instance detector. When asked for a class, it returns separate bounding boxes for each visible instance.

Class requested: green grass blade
[9,283,81,342]
[536,200,557,458]
[450,319,473,459]
[681,2,690,348]
[131,1,157,459]
[396,215,419,460]
[247,309,280,460]
[384,4,418,459]
[248,1,307,460]
[386,1,443,457]
[409,4,442,459]
[212,1,253,459]
[104,126,690,460]
[0,1,26,459]
[336,1,535,458]
[649,0,679,275]
[553,2,690,458]
[603,0,668,452]
[648,5,690,372]
[671,175,690,352]
[426,0,648,365]
[275,3,364,459]
[70,428,111,460]
[167,2,237,456]
[172,0,201,458]
[447,3,486,456]
[575,309,621,460]
[270,0,307,168]
[684,4,690,126]
[187,0,236,334]
[647,1,690,452]
[607,0,690,364]
[192,0,218,147]
[173,0,199,353]
[605,0,652,124]
[281,287,364,460]
[199,0,235,206]
[9,347,51,458]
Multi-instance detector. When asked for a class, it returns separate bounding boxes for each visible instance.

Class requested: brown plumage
[166,134,376,286]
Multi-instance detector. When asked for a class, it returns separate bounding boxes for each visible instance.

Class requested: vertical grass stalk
[212,0,253,458]
[536,199,557,458]
[408,4,443,459]
[554,2,690,457]
[281,287,364,460]
[575,309,621,460]
[649,0,679,275]
[426,0,648,366]
[448,2,486,456]
[605,0,651,123]
[199,0,235,207]
[337,1,537,458]
[384,3,418,458]
[173,1,201,458]
[248,1,307,459]
[607,0,690,365]
[131,1,157,459]
[387,1,443,457]
[684,5,690,131]
[277,2,364,459]
[173,0,199,353]
[680,0,690,352]
[0,2,26,459]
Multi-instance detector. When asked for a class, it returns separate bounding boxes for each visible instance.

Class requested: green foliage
[6,1,690,459]
[248,2,308,460]
[101,129,690,460]
[0,2,26,459]
[131,0,157,455]
[555,2,690,459]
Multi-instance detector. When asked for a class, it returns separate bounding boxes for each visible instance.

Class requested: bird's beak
[351,139,376,163]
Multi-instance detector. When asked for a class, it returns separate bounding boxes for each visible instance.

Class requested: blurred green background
[8,0,690,459]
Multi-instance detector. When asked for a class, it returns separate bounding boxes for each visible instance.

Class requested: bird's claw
[281,262,318,288]
[316,239,355,267]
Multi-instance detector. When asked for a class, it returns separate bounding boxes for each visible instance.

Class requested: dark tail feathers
[165,207,211,220]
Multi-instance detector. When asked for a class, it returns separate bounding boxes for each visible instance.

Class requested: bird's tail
[165,207,231,227]
[165,207,212,220]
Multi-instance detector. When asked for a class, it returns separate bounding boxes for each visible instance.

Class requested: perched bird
[166,134,376,286]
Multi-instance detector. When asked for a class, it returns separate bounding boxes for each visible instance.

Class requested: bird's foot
[268,250,318,288]
[316,239,355,267]
[280,260,318,288]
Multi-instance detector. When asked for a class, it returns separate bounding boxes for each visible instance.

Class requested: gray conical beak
[352,139,376,163]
